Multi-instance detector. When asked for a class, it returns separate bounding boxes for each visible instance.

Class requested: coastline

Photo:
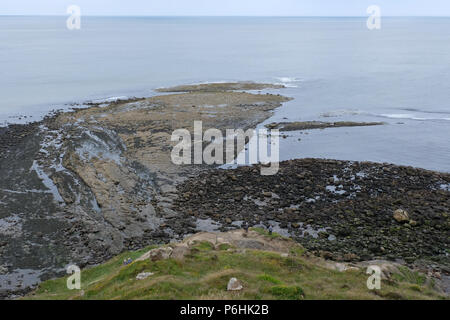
[0,82,449,298]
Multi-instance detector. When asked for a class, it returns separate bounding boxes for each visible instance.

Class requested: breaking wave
[274,77,303,88]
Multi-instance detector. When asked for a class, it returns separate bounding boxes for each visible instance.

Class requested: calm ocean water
[1,16,449,171]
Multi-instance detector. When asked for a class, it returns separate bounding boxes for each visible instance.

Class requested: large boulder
[227,277,243,291]
[149,247,173,261]
[393,209,409,223]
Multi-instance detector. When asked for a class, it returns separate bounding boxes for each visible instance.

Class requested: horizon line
[1,14,450,18]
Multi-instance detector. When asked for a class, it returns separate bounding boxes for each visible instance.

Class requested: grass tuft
[257,274,283,285]
[270,285,305,300]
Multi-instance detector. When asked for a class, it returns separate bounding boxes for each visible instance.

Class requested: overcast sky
[2,0,450,16]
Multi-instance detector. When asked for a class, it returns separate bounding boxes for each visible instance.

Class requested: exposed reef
[265,121,385,131]
[155,82,284,93]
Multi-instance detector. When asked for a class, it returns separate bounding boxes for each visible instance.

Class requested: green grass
[250,227,287,239]
[25,239,446,300]
[257,274,283,285]
[393,266,427,286]
[217,243,232,251]
[270,285,305,300]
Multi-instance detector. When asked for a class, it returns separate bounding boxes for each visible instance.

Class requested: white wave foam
[401,108,450,115]
[320,110,362,118]
[318,109,450,122]
[378,113,450,121]
[274,77,303,88]
[91,96,129,103]
[275,77,302,83]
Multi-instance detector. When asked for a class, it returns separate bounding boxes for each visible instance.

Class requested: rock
[236,239,265,250]
[320,251,333,260]
[182,192,191,199]
[326,262,359,272]
[262,192,272,198]
[0,265,8,274]
[343,253,359,262]
[357,260,402,280]
[227,277,243,291]
[318,231,329,239]
[137,247,173,262]
[136,272,154,280]
[393,209,409,223]
[171,244,190,260]
[336,227,351,237]
[345,266,360,272]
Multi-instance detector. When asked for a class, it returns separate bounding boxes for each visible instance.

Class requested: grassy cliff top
[25,229,445,300]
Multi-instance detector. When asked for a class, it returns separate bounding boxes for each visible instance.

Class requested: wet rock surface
[172,159,450,268]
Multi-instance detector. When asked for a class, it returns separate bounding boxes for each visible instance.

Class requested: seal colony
[0,82,448,298]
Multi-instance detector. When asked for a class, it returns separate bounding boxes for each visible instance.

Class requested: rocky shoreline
[170,159,450,294]
[1,82,449,298]
[172,159,449,264]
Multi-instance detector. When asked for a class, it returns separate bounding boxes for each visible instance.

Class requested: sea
[1,16,449,172]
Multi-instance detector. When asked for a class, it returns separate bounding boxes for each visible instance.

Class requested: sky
[2,0,450,17]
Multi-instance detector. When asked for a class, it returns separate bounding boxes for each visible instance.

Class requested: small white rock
[136,272,154,280]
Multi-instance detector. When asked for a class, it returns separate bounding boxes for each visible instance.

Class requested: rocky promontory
[0,82,290,297]
[0,82,448,298]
